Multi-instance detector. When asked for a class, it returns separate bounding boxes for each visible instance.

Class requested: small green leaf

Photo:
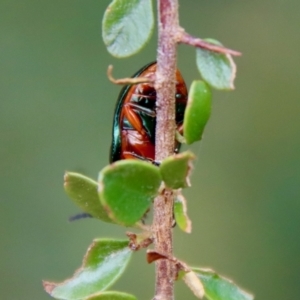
[98,160,161,226]
[196,39,236,90]
[85,291,137,300]
[159,151,195,189]
[174,193,192,233]
[64,172,114,223]
[192,268,254,300]
[43,239,132,300]
[182,271,205,299]
[183,81,212,145]
[102,0,154,57]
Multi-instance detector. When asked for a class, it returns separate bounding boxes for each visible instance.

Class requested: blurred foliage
[1,1,300,300]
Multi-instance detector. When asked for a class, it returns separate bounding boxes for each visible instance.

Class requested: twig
[178,31,242,56]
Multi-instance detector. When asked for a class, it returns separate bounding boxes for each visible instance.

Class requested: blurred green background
[1,1,300,299]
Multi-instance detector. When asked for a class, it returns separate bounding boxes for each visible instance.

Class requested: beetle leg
[123,151,150,161]
[152,160,161,166]
[123,151,160,166]
[128,103,156,117]
[123,104,146,134]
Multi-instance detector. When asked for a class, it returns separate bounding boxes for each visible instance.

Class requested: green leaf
[85,291,137,300]
[159,151,195,189]
[192,268,254,300]
[43,239,132,300]
[98,160,161,226]
[183,80,212,145]
[196,39,236,90]
[102,0,154,58]
[64,172,114,223]
[174,193,192,233]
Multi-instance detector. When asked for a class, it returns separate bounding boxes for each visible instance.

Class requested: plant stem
[153,0,179,299]
[178,31,242,56]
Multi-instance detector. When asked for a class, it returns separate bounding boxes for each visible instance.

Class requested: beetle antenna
[69,212,93,222]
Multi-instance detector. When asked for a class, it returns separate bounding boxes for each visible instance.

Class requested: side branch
[178,31,241,56]
[107,65,154,85]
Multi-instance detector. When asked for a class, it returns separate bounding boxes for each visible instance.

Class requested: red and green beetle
[110,62,188,164]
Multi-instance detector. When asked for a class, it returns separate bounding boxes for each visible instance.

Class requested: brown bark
[152,0,179,299]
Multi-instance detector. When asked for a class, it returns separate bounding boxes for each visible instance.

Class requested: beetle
[110,62,188,163]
